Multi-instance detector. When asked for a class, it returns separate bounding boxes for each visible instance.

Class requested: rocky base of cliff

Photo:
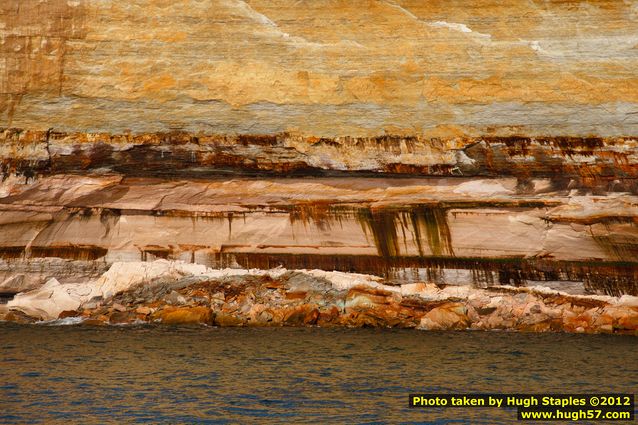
[1,260,636,334]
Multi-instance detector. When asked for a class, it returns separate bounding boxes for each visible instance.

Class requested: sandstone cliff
[2,1,637,136]
[1,1,637,331]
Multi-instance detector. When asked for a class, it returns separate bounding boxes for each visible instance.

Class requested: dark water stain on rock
[589,223,638,262]
[0,246,27,259]
[286,203,454,258]
[29,245,107,261]
[356,209,401,257]
[409,207,453,257]
[220,252,638,296]
[288,202,342,232]
[356,206,453,258]
[2,130,637,186]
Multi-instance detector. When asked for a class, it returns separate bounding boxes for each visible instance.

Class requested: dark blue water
[0,324,636,424]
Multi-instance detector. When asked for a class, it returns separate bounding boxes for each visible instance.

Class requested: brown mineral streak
[221,253,638,296]
[1,129,637,191]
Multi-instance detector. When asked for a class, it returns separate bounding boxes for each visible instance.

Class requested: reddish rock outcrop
[3,261,635,334]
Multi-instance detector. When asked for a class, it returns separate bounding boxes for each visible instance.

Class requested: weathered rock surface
[2,130,638,186]
[7,261,231,320]
[2,260,637,334]
[1,1,637,331]
[2,1,638,136]
[0,173,636,295]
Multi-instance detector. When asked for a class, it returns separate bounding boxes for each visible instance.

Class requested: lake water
[0,324,636,424]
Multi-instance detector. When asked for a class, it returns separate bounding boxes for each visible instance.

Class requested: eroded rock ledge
[1,261,636,334]
[0,173,637,296]
[2,129,637,191]
[1,129,636,326]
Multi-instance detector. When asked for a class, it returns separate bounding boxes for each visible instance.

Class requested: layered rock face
[1,1,637,331]
[0,169,637,298]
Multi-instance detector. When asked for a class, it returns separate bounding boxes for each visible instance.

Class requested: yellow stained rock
[154,306,213,325]
[419,303,470,330]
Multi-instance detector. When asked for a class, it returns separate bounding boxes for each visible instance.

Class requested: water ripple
[0,325,635,424]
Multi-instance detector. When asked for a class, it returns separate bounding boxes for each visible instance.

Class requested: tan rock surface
[2,1,638,136]
[153,306,213,325]
[0,174,635,295]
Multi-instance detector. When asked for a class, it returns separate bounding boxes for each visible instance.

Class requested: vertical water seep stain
[409,207,454,257]
[288,203,350,232]
[356,206,454,258]
[589,223,638,261]
[356,209,400,257]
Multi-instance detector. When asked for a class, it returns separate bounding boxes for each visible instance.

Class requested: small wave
[36,316,85,326]
[111,319,151,327]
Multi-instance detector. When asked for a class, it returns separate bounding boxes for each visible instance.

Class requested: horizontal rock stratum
[0,168,636,298]
[1,129,638,187]
[2,1,638,136]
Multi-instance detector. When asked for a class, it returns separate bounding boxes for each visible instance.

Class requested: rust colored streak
[221,252,638,296]
[0,246,27,259]
[29,245,107,261]
[355,207,453,258]
[1,129,636,185]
